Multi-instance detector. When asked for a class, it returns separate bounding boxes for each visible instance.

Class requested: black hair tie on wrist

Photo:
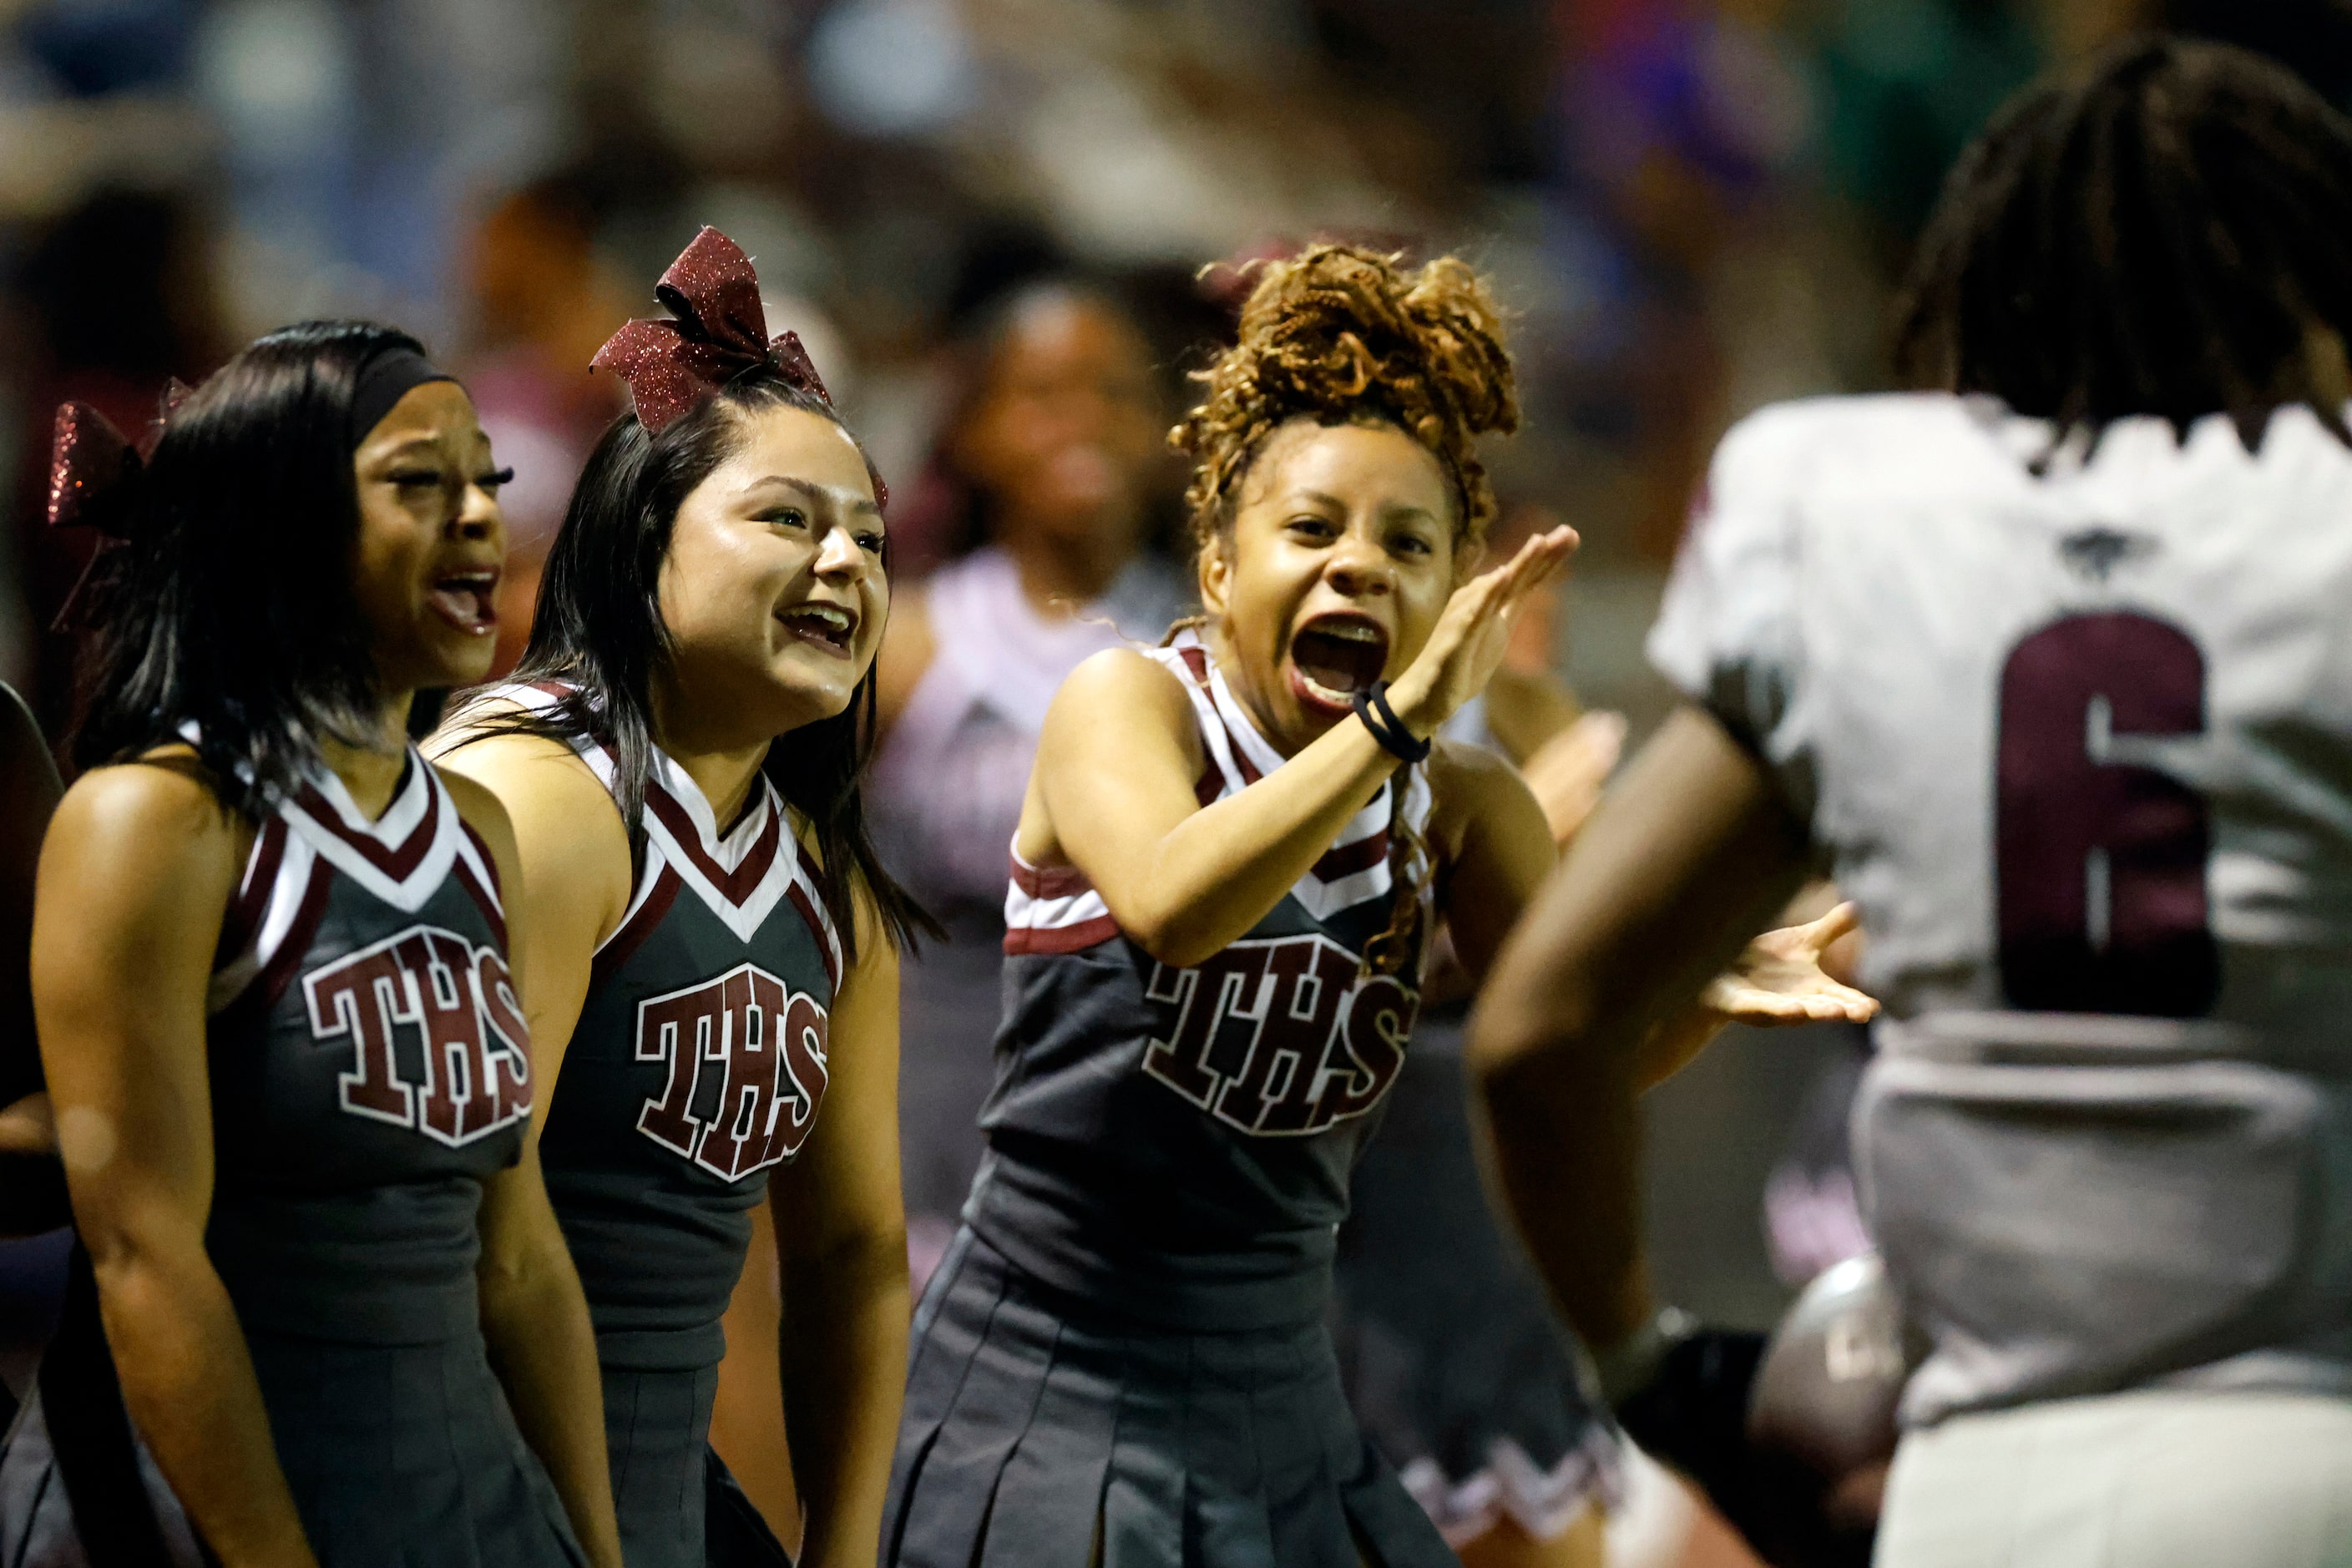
[1353,680,1432,764]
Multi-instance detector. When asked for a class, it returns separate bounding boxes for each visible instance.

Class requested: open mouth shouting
[1287,611,1390,716]
[428,567,500,635]
[778,599,860,658]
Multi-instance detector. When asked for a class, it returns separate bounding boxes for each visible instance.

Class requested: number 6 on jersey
[1995,609,2218,1017]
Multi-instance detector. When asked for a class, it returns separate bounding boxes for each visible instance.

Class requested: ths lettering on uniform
[303,925,534,1146]
[1141,933,1416,1136]
[633,961,829,1181]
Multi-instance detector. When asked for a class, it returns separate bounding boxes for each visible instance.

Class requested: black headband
[348,347,458,450]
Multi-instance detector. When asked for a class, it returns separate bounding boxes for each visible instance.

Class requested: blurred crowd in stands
[5,0,2346,723]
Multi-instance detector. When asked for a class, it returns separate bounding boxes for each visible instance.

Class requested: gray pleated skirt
[1,1384,207,1568]
[3,1326,584,1568]
[244,1326,588,1568]
[884,1227,1455,1568]
[1333,1023,1622,1546]
[600,1362,791,1568]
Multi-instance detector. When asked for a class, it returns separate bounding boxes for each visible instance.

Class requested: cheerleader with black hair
[17,326,620,1565]
[436,229,923,1568]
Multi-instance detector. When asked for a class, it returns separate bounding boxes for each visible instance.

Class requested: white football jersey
[1650,392,2352,1044]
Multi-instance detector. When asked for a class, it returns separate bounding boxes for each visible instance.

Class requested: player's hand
[1520,709,1626,844]
[1386,525,1578,737]
[0,1090,54,1156]
[1701,902,1879,1026]
[0,1091,68,1237]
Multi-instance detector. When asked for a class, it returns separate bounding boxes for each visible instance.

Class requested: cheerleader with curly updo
[880,245,1871,1567]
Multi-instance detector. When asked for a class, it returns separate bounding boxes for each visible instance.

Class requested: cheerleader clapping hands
[883,245,1869,1568]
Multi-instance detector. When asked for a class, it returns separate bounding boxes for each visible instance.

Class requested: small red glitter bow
[592,226,834,434]
[45,379,190,628]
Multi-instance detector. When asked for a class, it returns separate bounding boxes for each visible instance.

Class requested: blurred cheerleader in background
[867,272,1191,1287]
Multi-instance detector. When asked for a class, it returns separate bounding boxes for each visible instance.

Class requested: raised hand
[1388,525,1579,736]
[1701,902,1879,1026]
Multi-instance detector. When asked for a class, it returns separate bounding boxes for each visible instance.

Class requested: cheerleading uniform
[488,683,841,1568]
[883,635,1455,1568]
[4,746,582,1567]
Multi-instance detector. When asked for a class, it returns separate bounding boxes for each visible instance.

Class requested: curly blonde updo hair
[1171,243,1520,556]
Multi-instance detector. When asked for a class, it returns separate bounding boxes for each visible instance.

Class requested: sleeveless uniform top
[964,636,1434,1332]
[492,683,843,1372]
[1651,393,2352,1422]
[206,747,530,1344]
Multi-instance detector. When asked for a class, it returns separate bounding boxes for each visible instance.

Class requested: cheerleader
[867,271,1191,1285]
[23,324,620,1565]
[882,244,1871,1567]
[434,228,923,1568]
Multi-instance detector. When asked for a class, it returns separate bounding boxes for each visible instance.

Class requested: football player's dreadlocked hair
[1169,243,1520,977]
[1894,33,2352,457]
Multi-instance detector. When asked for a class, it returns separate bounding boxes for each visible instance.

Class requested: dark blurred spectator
[1548,0,1829,561]
[17,0,198,99]
[455,169,632,675]
[13,184,225,736]
[1302,0,1555,188]
[1813,0,2043,252]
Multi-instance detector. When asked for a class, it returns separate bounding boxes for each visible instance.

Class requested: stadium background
[0,0,2344,1530]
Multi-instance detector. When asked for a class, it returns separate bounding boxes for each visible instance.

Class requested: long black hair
[1894,33,2352,453]
[485,371,931,961]
[73,320,427,817]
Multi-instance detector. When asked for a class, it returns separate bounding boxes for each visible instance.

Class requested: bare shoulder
[1429,736,1524,810]
[426,694,585,773]
[58,750,235,842]
[429,717,618,838]
[1037,649,1205,794]
[1048,646,1194,730]
[47,753,245,896]
[435,742,627,912]
[434,767,519,857]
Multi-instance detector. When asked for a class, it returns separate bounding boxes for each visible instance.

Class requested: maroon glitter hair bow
[592,225,834,434]
[45,380,190,628]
